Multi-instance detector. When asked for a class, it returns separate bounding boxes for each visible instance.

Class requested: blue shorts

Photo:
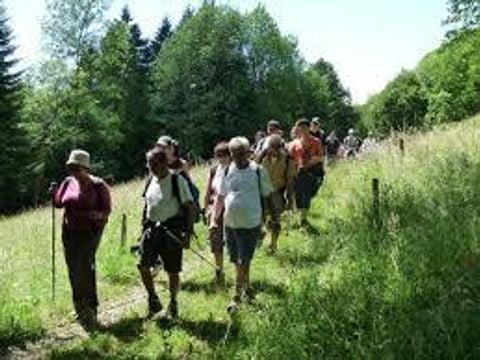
[225,226,261,265]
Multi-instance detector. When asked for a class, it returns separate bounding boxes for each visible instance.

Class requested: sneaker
[147,294,163,318]
[226,295,241,314]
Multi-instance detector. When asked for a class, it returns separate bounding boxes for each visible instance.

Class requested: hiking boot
[166,299,179,320]
[214,269,225,286]
[244,287,256,303]
[227,295,241,314]
[147,294,163,318]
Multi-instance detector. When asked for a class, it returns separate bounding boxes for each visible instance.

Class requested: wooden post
[399,138,405,156]
[372,178,380,230]
[120,214,127,247]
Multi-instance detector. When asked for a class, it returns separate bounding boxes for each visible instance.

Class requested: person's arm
[210,172,227,229]
[204,168,215,210]
[93,182,112,221]
[53,178,70,208]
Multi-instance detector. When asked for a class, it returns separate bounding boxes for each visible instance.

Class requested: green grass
[2,116,480,358]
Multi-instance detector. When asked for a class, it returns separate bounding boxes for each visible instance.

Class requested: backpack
[141,172,201,228]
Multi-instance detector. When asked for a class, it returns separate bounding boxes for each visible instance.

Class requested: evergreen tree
[0,1,29,212]
[150,16,172,58]
[120,5,132,24]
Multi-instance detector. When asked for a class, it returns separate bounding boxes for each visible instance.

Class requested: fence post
[120,214,127,247]
[399,138,405,156]
[372,178,380,230]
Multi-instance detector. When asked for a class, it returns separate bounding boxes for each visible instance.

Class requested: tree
[444,0,480,34]
[150,16,173,58]
[243,5,305,126]
[150,4,255,157]
[0,1,30,212]
[42,0,111,64]
[300,59,357,135]
[177,5,195,29]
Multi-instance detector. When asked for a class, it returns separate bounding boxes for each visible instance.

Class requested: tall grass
[216,117,480,359]
[2,116,480,358]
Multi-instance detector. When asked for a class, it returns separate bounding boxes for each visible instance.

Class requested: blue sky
[4,0,448,104]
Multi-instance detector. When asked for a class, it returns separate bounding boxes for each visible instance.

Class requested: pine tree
[0,1,29,212]
[120,5,132,24]
[150,16,172,58]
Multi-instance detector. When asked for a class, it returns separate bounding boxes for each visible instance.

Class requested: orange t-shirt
[289,136,324,169]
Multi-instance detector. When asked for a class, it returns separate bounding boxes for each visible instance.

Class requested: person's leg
[161,230,183,319]
[138,229,163,316]
[83,229,103,321]
[226,227,241,311]
[62,228,83,318]
[210,221,225,284]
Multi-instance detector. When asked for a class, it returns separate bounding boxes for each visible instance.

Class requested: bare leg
[168,272,180,301]
[139,266,157,297]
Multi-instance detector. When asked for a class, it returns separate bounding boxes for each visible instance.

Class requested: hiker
[359,131,378,155]
[210,137,278,312]
[325,130,341,164]
[204,142,231,285]
[254,120,283,155]
[310,117,326,144]
[289,119,325,225]
[155,135,190,176]
[254,134,296,253]
[252,130,266,154]
[343,128,361,158]
[138,147,195,319]
[53,149,111,329]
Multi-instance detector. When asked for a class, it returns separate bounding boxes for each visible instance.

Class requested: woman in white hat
[53,149,111,330]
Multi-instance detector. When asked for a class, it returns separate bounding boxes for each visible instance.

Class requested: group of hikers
[52,117,376,330]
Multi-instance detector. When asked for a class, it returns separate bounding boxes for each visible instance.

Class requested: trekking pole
[160,225,220,270]
[49,182,58,302]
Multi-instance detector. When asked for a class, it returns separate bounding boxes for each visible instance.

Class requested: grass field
[2,116,480,359]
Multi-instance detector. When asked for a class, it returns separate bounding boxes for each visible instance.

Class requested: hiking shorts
[225,226,261,265]
[207,208,224,254]
[138,222,183,273]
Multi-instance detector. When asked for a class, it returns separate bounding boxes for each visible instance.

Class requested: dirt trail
[4,249,208,360]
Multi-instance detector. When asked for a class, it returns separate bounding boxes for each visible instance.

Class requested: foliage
[0,1,30,212]
[444,0,480,35]
[361,28,480,134]
[42,0,111,63]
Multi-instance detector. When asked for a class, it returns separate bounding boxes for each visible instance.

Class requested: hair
[146,147,168,164]
[311,117,320,125]
[295,118,310,128]
[228,136,250,153]
[214,141,230,155]
[267,120,281,129]
[267,134,284,148]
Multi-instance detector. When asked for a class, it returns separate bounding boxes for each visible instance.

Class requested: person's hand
[208,221,219,231]
[182,232,192,249]
[91,211,105,221]
[48,182,58,195]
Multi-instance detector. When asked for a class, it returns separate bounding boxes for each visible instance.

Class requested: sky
[4,0,448,104]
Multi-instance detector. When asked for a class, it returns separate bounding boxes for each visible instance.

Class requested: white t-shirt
[218,162,273,229]
[212,164,227,195]
[145,172,193,223]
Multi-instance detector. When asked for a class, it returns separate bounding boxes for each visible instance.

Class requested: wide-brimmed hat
[66,149,91,169]
[156,135,174,147]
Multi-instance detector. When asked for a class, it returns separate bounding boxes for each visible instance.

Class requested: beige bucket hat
[66,149,91,169]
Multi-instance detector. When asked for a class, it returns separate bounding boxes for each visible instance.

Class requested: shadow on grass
[180,317,231,345]
[181,280,220,295]
[97,316,144,343]
[0,329,45,357]
[250,279,288,299]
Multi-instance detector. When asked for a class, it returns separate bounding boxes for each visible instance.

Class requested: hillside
[2,115,480,359]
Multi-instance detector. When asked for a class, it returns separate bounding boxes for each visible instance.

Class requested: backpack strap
[141,174,154,226]
[171,173,182,206]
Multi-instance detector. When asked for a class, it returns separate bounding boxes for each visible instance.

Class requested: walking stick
[158,224,220,271]
[50,182,57,302]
